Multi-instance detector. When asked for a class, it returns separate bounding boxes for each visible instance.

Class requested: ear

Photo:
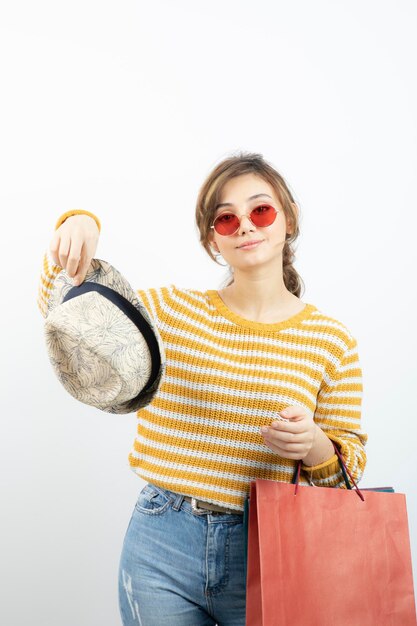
[208,231,220,253]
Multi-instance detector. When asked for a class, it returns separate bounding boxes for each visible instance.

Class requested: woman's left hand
[260,405,318,460]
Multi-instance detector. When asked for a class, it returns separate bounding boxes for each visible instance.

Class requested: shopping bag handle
[292,441,365,501]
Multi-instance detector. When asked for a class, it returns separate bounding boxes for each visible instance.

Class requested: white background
[1,1,416,624]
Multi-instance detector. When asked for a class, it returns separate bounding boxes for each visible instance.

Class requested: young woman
[38,152,367,626]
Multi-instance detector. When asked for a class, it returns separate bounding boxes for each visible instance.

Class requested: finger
[83,233,98,264]
[65,238,83,279]
[268,420,304,434]
[57,234,71,271]
[262,436,306,453]
[49,232,63,268]
[73,243,92,285]
[264,429,301,444]
[262,439,306,459]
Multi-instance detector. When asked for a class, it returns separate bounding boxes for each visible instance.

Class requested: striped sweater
[38,214,367,512]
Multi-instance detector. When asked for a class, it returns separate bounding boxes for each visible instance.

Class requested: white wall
[1,1,416,624]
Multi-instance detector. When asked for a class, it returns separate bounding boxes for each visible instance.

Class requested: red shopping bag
[245,446,416,626]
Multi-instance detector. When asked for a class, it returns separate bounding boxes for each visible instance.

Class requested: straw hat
[43,258,165,414]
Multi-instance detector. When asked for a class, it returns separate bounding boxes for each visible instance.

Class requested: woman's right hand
[49,214,100,286]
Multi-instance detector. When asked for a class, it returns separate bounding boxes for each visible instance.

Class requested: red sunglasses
[210,204,279,236]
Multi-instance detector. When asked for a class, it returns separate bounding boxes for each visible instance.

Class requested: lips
[237,240,263,249]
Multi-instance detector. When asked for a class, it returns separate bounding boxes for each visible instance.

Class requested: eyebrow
[215,193,273,211]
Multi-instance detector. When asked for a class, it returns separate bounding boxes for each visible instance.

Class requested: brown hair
[195,151,305,297]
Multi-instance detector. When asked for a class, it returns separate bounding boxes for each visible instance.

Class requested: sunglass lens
[250,205,276,227]
[213,213,240,235]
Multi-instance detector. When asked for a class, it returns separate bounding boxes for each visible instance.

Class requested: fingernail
[261,427,269,434]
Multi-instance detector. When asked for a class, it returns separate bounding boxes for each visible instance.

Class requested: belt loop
[172,492,185,511]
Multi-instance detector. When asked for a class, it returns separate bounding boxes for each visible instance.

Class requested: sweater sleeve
[37,250,64,318]
[301,336,368,488]
[136,285,174,330]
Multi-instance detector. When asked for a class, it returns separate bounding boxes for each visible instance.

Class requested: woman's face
[209,173,294,272]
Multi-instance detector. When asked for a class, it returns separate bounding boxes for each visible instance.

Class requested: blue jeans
[118,482,247,625]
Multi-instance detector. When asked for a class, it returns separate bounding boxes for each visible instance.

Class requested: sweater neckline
[206,290,317,331]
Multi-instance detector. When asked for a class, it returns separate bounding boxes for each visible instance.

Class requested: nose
[237,214,256,236]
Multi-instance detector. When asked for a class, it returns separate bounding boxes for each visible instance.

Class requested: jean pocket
[135,483,173,516]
